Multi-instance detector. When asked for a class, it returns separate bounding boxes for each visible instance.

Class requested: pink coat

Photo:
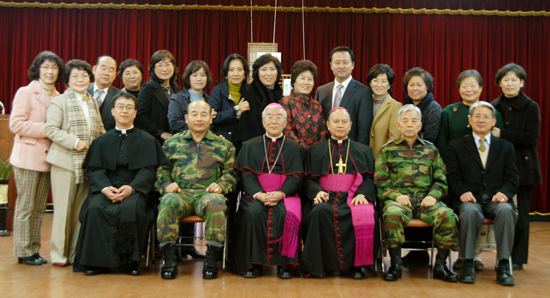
[9,80,59,172]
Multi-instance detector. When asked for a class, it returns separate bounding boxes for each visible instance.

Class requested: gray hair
[397,104,422,122]
[469,101,496,118]
[261,104,288,119]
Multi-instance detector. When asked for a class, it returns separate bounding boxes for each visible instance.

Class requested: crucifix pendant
[336,156,346,174]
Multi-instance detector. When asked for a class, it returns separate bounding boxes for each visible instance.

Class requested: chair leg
[430,228,435,268]
[145,228,152,271]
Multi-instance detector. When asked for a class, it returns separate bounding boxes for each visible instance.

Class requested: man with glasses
[88,55,120,131]
[73,92,167,276]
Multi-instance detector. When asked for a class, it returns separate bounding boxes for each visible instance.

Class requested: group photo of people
[0,1,548,297]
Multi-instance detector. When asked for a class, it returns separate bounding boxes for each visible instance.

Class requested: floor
[0,213,549,298]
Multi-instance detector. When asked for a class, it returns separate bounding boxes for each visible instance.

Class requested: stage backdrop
[0,0,548,213]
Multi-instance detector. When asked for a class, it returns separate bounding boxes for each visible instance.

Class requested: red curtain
[1,1,549,212]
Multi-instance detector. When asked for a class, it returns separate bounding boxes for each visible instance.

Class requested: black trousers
[511,185,533,264]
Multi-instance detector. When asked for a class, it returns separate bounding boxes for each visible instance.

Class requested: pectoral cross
[335,156,347,174]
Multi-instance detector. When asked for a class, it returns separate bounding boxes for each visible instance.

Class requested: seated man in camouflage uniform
[374,104,458,283]
[156,100,238,280]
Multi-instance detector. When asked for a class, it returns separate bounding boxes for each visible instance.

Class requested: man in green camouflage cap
[374,104,458,283]
[156,100,238,280]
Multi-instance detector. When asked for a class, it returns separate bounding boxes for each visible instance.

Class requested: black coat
[315,79,373,145]
[167,88,209,134]
[135,80,174,143]
[492,92,542,186]
[208,81,247,140]
[446,134,519,212]
[87,83,121,131]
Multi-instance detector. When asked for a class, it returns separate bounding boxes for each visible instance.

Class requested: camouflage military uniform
[156,130,238,243]
[374,138,458,249]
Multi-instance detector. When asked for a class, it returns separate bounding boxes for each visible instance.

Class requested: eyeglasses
[264,115,286,122]
[70,74,90,80]
[472,115,493,120]
[41,66,59,71]
[155,62,173,69]
[115,104,135,111]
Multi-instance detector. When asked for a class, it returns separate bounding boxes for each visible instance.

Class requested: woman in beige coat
[10,51,64,265]
[367,64,402,157]
[45,59,105,266]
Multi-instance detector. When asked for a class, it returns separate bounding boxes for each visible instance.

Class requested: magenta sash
[257,173,301,258]
[319,173,375,266]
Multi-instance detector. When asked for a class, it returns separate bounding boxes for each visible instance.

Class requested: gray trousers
[459,202,517,261]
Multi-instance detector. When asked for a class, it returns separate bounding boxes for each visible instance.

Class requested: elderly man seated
[446,101,519,286]
[374,104,458,282]
[156,100,238,280]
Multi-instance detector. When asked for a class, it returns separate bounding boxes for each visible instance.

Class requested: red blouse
[279,90,328,149]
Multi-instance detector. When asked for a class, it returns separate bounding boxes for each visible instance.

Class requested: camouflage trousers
[157,190,227,243]
[383,200,458,249]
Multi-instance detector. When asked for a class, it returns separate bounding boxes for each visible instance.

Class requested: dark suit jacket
[446,134,519,212]
[315,79,373,145]
[88,83,120,131]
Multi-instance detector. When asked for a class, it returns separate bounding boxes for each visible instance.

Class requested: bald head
[327,108,352,140]
[187,100,212,115]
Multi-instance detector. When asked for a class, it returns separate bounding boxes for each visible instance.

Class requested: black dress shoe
[243,265,263,278]
[348,267,365,279]
[32,253,48,264]
[459,262,476,284]
[18,255,43,266]
[512,263,523,271]
[126,262,141,276]
[277,265,293,279]
[497,264,515,286]
[85,267,103,276]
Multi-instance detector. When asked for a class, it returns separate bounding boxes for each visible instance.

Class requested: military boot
[384,247,402,281]
[161,243,178,280]
[203,244,222,279]
[433,248,458,282]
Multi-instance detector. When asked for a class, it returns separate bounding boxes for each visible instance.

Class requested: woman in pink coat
[10,51,64,265]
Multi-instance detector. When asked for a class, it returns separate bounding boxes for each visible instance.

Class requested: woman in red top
[279,60,327,148]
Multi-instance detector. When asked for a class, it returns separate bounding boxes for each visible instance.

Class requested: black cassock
[301,139,377,276]
[231,135,305,275]
[74,128,167,271]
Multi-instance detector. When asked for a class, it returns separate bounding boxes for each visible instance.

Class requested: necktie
[95,89,104,106]
[333,84,343,108]
[479,137,486,152]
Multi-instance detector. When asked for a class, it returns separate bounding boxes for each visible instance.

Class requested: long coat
[370,94,402,157]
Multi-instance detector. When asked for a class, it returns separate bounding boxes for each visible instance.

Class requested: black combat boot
[433,247,458,282]
[161,243,178,279]
[384,246,402,281]
[203,244,222,279]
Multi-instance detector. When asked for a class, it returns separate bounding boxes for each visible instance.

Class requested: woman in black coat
[491,63,542,270]
[232,54,283,152]
[208,54,250,141]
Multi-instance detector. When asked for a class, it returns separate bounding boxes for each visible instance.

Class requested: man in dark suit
[315,46,373,145]
[446,101,519,286]
[88,55,120,131]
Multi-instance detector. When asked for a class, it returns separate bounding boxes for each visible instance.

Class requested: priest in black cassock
[232,103,306,279]
[74,92,167,275]
[301,107,377,279]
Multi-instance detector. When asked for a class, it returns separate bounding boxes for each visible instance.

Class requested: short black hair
[252,54,282,85]
[118,59,144,79]
[148,50,179,93]
[402,67,434,94]
[182,60,213,90]
[222,54,249,85]
[290,60,318,87]
[330,46,355,62]
[456,69,484,89]
[111,91,138,108]
[64,59,94,85]
[27,51,65,84]
[495,63,527,88]
[367,64,395,93]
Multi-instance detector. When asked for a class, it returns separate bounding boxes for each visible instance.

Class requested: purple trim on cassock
[257,173,301,258]
[319,173,375,267]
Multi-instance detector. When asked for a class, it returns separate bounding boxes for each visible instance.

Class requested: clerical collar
[265,133,283,142]
[116,125,134,135]
[331,136,348,144]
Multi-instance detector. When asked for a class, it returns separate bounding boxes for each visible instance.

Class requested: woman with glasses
[10,51,64,265]
[135,50,179,144]
[45,59,105,266]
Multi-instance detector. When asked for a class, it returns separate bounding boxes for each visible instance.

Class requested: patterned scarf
[65,88,102,183]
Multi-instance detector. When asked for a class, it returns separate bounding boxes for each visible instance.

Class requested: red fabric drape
[1,1,548,212]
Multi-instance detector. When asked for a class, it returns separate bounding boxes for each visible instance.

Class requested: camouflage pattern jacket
[374,137,447,204]
[155,130,238,195]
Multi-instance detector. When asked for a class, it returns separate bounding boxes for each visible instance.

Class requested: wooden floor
[0,214,549,298]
